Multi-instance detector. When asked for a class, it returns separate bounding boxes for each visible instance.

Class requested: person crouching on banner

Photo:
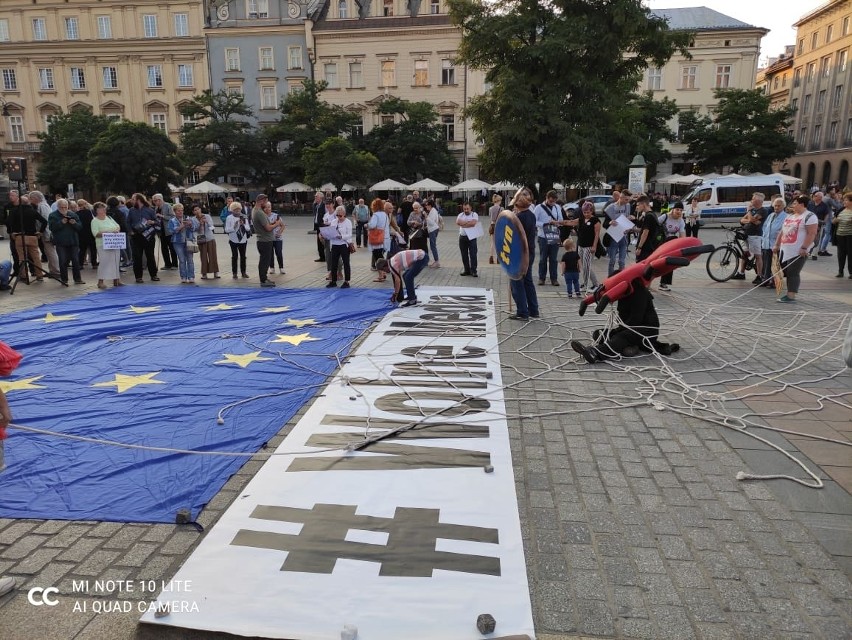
[570,278,679,363]
[375,249,428,307]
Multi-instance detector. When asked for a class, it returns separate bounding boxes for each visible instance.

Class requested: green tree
[178,90,257,180]
[304,137,381,187]
[448,0,691,191]
[36,110,111,196]
[359,97,460,184]
[271,80,360,183]
[678,88,796,173]
[88,121,183,195]
[615,92,680,180]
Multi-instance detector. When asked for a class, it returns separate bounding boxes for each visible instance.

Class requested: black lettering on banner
[374,391,490,417]
[319,414,490,438]
[399,345,488,362]
[348,376,488,389]
[385,321,486,337]
[231,504,501,577]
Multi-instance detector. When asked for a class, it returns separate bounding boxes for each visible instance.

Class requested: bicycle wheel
[706,246,740,282]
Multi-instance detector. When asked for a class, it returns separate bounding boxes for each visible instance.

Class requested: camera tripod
[8,235,67,295]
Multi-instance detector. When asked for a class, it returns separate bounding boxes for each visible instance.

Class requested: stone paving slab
[0,219,850,639]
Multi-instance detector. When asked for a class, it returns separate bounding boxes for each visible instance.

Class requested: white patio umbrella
[183,180,228,195]
[449,178,492,193]
[490,180,520,191]
[275,182,313,193]
[767,173,802,185]
[370,179,410,191]
[655,174,686,185]
[319,182,337,192]
[407,178,449,191]
[341,184,358,191]
[567,180,612,190]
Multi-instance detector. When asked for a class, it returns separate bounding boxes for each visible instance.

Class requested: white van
[681,175,785,223]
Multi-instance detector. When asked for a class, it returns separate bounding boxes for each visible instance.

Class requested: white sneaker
[279,268,286,274]
[0,577,16,596]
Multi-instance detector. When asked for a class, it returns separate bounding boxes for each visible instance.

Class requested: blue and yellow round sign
[493,210,529,280]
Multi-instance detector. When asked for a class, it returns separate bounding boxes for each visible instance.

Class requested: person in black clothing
[560,238,581,298]
[508,187,540,320]
[634,195,659,261]
[76,202,98,269]
[2,190,25,274]
[571,279,679,362]
[312,191,326,262]
[127,193,160,283]
[105,196,130,269]
[5,193,45,280]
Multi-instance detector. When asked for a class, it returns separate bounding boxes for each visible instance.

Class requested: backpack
[654,214,667,246]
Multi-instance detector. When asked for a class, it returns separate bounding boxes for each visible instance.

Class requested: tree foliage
[359,97,460,184]
[304,137,381,187]
[88,121,183,195]
[616,92,680,179]
[272,80,361,183]
[448,0,691,191]
[178,90,256,180]
[36,109,111,195]
[678,89,796,173]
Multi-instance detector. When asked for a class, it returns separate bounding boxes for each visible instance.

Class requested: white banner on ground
[141,287,534,640]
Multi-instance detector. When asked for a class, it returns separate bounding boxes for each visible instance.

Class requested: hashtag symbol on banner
[231,503,501,577]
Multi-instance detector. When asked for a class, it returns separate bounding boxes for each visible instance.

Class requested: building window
[441,114,455,141]
[260,85,277,109]
[381,60,395,87]
[97,16,112,39]
[714,65,731,89]
[793,67,801,88]
[431,0,440,14]
[648,67,662,90]
[806,62,816,82]
[178,64,194,87]
[828,121,838,146]
[381,114,394,126]
[826,24,834,43]
[782,73,787,87]
[106,114,122,123]
[338,0,348,18]
[258,47,274,70]
[43,112,58,130]
[70,67,86,90]
[833,85,844,109]
[811,32,818,50]
[680,65,697,89]
[383,0,393,16]
[845,118,852,144]
[821,56,832,78]
[147,65,164,88]
[32,18,47,41]
[441,59,455,85]
[803,94,811,114]
[150,113,167,132]
[797,38,804,55]
[0,19,9,42]
[349,61,363,88]
[174,13,189,37]
[350,121,363,137]
[102,66,118,89]
[800,127,807,147]
[2,69,17,91]
[247,0,270,19]
[817,89,826,112]
[843,17,850,36]
[65,17,79,40]
[226,83,243,96]
[812,124,821,147]
[7,115,24,143]
[38,68,54,91]
[225,48,241,72]
[288,46,303,70]
[143,15,158,38]
[839,50,849,73]
[791,98,798,112]
[414,60,429,86]
[324,63,338,89]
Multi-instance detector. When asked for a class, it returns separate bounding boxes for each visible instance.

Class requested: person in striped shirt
[375,249,428,307]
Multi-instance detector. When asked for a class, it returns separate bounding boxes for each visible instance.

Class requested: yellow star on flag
[259,306,291,314]
[92,372,166,394]
[271,333,320,347]
[215,352,274,368]
[34,312,78,324]
[125,305,161,314]
[285,318,317,328]
[0,376,47,393]
[203,303,242,311]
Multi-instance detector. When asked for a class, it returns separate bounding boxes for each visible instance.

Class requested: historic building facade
[641,7,768,176]
[0,0,208,184]
[309,0,486,180]
[787,0,852,189]
[756,46,795,112]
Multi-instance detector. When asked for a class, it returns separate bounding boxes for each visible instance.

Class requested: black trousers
[160,229,177,268]
[330,244,351,283]
[132,234,158,279]
[229,241,247,276]
[257,241,273,283]
[314,225,325,260]
[78,232,98,267]
[836,234,852,274]
[56,243,82,283]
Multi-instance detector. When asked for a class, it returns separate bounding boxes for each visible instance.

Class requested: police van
[681,175,786,223]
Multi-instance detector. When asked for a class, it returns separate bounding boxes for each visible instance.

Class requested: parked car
[562,194,612,216]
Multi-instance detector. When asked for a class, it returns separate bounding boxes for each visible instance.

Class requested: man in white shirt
[456,202,480,277]
[534,190,565,286]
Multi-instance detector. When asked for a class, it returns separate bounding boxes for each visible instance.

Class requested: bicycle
[705,225,756,282]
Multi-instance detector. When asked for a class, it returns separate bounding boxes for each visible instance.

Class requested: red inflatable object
[0,340,22,440]
[579,237,714,315]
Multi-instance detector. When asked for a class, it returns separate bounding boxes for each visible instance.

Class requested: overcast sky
[645,0,828,65]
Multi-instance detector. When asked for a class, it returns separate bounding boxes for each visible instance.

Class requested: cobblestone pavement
[0,217,850,640]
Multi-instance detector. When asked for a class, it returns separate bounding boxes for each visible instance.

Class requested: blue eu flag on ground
[0,287,390,523]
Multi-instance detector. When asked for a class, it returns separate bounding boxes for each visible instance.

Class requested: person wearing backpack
[352,198,370,248]
[534,190,565,286]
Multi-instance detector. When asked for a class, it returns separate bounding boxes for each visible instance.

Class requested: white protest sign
[102,232,127,250]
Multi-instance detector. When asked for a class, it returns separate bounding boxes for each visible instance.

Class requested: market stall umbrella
[490,180,520,191]
[768,173,803,185]
[370,179,410,191]
[341,184,358,191]
[655,174,686,185]
[449,178,492,193]
[275,182,314,193]
[567,180,612,191]
[319,182,337,192]
[184,181,229,195]
[407,178,449,192]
